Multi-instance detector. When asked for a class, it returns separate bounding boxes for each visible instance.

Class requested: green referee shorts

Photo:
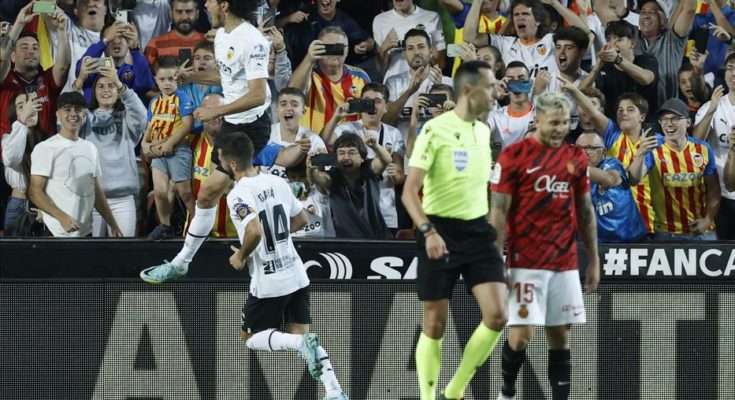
[417,215,505,301]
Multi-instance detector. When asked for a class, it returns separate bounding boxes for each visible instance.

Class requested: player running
[490,91,600,400]
[219,132,347,400]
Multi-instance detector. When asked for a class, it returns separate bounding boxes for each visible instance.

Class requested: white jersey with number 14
[227,174,309,298]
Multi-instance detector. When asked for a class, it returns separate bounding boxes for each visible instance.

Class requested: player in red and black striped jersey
[490,91,599,400]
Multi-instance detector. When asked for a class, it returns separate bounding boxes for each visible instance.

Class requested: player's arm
[488,191,511,257]
[575,191,600,293]
[93,178,122,237]
[230,217,263,271]
[290,209,308,232]
[726,131,735,192]
[205,78,268,120]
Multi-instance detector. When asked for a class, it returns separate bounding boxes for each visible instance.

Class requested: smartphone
[507,79,532,94]
[311,153,338,167]
[24,85,38,95]
[322,43,346,56]
[179,48,192,64]
[694,27,709,54]
[32,1,56,14]
[115,10,131,23]
[447,44,462,58]
[421,93,448,107]
[263,7,276,28]
[348,99,376,114]
[100,56,114,69]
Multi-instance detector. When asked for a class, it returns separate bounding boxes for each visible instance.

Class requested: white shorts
[507,268,586,326]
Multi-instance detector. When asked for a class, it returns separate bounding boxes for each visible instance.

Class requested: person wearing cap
[629,98,721,241]
[632,0,696,107]
[693,52,735,240]
[575,132,648,243]
[28,92,122,238]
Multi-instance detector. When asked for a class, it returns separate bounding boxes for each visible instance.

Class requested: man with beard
[0,2,70,135]
[145,0,206,67]
[384,28,452,144]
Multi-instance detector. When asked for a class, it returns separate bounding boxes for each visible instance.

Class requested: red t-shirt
[144,30,206,67]
[490,136,590,271]
[0,67,60,137]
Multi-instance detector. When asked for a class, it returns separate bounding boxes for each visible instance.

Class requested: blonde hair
[535,91,571,115]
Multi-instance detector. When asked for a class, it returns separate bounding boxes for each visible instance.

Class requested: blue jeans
[4,196,28,231]
[653,231,718,241]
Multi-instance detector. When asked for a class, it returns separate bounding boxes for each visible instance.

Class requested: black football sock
[501,340,526,397]
[548,349,571,400]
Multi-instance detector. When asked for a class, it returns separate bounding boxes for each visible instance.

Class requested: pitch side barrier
[0,239,733,399]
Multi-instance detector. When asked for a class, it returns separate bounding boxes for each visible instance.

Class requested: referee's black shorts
[211,112,271,176]
[417,215,505,301]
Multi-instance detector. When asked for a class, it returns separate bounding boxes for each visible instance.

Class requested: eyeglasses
[336,150,359,157]
[658,116,685,124]
[578,145,604,152]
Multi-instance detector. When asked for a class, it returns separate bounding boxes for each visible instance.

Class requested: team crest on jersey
[227,46,235,60]
[537,44,547,56]
[123,70,133,81]
[518,304,529,318]
[234,202,255,221]
[692,153,704,168]
[453,150,468,171]
[306,204,317,215]
[349,85,359,96]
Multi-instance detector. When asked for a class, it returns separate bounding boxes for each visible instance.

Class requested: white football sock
[245,329,303,352]
[171,205,216,271]
[317,346,342,395]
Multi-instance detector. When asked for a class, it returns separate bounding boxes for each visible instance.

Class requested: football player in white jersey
[488,61,535,149]
[220,132,348,400]
[140,0,307,284]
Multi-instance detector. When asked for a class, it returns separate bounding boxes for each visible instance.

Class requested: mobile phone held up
[115,10,132,23]
[179,48,192,64]
[507,79,532,94]
[693,27,709,54]
[348,99,376,114]
[322,43,346,56]
[311,153,338,167]
[420,93,447,107]
[32,1,56,14]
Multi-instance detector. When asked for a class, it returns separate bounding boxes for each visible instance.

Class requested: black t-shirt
[595,54,659,123]
[328,160,392,239]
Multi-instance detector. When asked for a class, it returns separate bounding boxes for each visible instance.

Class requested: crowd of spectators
[1,0,734,242]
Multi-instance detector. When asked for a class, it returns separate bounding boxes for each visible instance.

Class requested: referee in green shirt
[402,60,507,400]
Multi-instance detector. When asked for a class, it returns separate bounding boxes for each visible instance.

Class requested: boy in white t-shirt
[220,133,347,400]
[28,92,122,238]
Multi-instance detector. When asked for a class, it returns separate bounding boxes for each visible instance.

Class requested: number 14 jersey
[227,174,309,298]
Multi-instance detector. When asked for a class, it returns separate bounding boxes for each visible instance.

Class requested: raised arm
[306,150,332,193]
[48,9,71,88]
[320,103,350,145]
[593,0,620,26]
[462,0,490,47]
[0,2,35,81]
[289,40,324,93]
[672,0,697,38]
[559,76,609,133]
[628,134,658,185]
[385,67,426,125]
[366,132,392,175]
[543,0,592,35]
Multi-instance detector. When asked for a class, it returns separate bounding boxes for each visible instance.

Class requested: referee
[402,60,507,400]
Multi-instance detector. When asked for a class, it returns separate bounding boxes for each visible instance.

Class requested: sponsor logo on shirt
[533,175,570,198]
[663,171,703,186]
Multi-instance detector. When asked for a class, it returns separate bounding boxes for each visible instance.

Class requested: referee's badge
[453,150,468,171]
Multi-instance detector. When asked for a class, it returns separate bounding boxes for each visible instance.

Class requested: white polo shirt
[373,7,446,83]
[215,22,271,124]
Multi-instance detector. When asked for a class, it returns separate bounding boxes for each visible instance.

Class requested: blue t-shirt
[179,82,223,134]
[592,157,648,243]
[692,7,735,74]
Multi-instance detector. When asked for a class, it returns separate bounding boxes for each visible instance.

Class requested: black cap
[57,92,88,110]
[656,98,689,119]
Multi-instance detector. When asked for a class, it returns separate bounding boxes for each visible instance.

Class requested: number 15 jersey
[227,174,309,298]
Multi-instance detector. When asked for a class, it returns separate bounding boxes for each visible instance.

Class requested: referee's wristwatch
[418,222,436,236]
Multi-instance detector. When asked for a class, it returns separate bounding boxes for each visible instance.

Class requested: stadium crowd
[1,0,734,242]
